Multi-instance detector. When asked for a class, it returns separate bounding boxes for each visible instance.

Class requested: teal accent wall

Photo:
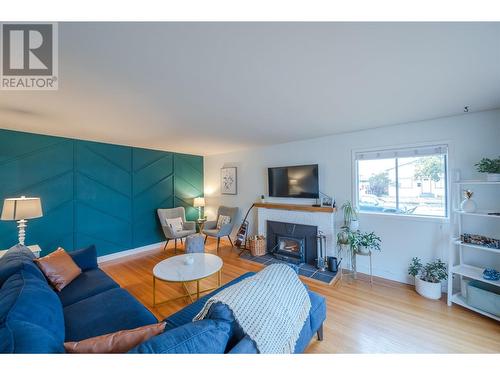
[0,129,203,256]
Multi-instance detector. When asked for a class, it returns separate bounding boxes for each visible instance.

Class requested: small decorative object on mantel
[260,195,266,203]
[408,257,447,300]
[460,189,477,213]
[461,233,500,249]
[474,156,500,182]
[221,167,237,195]
[483,268,500,281]
[320,195,333,207]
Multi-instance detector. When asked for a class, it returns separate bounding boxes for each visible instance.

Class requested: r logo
[2,24,53,76]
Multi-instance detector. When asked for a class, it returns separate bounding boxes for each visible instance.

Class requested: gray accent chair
[202,206,239,253]
[157,207,196,253]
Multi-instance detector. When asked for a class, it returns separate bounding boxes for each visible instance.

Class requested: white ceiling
[1,22,499,155]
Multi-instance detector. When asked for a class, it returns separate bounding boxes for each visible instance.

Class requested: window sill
[358,211,449,224]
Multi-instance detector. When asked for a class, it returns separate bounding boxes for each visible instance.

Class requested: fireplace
[275,236,305,263]
[267,220,317,265]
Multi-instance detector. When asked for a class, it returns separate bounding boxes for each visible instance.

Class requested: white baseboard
[97,241,165,263]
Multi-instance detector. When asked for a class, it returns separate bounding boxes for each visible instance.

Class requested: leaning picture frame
[221,167,237,195]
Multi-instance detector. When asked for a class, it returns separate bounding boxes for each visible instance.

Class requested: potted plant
[348,230,381,255]
[474,156,500,182]
[408,257,447,300]
[341,201,359,231]
[337,227,350,245]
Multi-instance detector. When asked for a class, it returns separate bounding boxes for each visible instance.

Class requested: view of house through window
[355,146,448,217]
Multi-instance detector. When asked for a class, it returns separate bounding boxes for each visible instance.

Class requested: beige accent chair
[202,206,239,254]
[157,207,196,253]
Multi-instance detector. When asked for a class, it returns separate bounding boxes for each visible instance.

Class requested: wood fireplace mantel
[254,202,336,213]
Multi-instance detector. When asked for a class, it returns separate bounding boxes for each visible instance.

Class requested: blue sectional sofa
[0,244,326,353]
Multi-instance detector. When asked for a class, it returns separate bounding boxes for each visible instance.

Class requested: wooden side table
[196,218,207,233]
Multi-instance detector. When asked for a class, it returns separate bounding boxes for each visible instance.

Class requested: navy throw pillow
[68,245,98,271]
[129,319,231,354]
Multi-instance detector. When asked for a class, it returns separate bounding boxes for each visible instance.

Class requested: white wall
[204,110,500,284]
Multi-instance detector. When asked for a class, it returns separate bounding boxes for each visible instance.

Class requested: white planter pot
[355,246,371,256]
[415,276,442,300]
[486,173,500,182]
[349,219,359,231]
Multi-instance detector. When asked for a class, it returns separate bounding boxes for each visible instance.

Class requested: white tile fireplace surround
[256,204,336,257]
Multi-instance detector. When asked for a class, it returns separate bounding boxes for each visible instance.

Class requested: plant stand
[352,249,373,284]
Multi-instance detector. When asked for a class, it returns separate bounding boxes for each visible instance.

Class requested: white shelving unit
[448,180,500,322]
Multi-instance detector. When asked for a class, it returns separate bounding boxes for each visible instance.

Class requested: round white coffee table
[152,253,223,306]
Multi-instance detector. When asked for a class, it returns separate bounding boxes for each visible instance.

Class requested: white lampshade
[193,197,205,208]
[1,196,43,221]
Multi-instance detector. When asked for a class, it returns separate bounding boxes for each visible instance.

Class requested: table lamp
[1,196,43,245]
[193,197,205,220]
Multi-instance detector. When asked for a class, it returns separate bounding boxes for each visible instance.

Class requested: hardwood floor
[101,239,500,353]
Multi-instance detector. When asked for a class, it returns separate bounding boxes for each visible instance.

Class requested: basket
[249,236,266,257]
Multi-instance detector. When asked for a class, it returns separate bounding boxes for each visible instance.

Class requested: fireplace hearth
[267,220,317,265]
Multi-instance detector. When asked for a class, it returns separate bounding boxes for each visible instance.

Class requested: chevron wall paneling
[174,153,204,222]
[0,129,203,256]
[74,140,133,256]
[132,147,174,248]
[0,130,74,255]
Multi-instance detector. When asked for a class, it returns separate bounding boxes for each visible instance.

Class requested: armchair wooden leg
[174,239,177,254]
[317,323,324,341]
[204,235,208,244]
[227,236,234,247]
[163,239,169,251]
[216,237,220,254]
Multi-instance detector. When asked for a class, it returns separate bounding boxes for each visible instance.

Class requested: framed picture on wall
[221,167,237,195]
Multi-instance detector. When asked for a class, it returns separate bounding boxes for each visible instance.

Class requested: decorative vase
[349,219,359,231]
[486,173,500,182]
[415,276,442,300]
[460,190,477,213]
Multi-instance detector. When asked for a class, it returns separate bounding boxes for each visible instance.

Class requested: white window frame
[352,142,451,222]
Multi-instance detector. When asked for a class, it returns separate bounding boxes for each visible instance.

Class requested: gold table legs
[152,270,222,307]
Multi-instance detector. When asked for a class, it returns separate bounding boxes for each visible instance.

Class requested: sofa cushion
[165,272,255,329]
[129,319,231,354]
[0,321,65,354]
[64,287,157,342]
[204,302,245,352]
[34,247,82,291]
[0,244,45,286]
[68,245,98,272]
[57,268,119,307]
[0,270,65,353]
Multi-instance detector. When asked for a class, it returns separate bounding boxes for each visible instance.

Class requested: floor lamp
[1,196,43,245]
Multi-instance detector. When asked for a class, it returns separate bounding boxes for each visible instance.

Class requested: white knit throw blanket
[193,264,311,354]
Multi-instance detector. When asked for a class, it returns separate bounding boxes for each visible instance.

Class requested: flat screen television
[268,164,319,199]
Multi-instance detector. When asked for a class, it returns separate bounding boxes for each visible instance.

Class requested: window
[355,145,448,218]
